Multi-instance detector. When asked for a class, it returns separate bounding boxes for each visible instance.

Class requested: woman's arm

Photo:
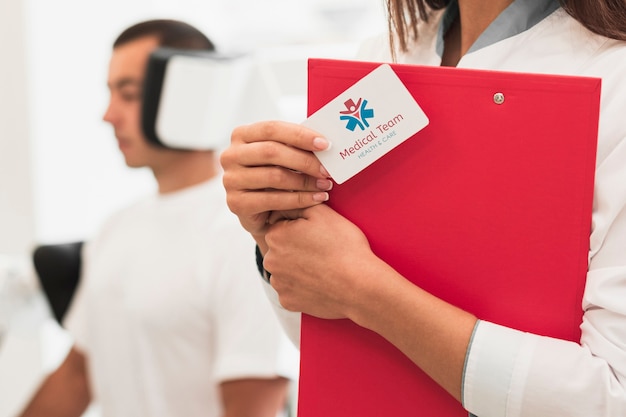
[264,204,477,401]
[263,201,626,416]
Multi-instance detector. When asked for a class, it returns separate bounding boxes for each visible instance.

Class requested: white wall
[1,0,386,254]
[0,0,35,257]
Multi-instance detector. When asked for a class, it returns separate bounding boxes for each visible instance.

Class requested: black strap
[254,245,271,283]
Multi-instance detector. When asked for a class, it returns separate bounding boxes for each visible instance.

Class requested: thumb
[267,208,307,224]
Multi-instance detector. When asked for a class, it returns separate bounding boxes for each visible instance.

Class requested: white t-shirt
[65,177,299,417]
[266,7,626,417]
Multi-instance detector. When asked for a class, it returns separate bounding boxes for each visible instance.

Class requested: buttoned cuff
[463,320,536,417]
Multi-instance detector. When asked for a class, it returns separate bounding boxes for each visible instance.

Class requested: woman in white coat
[220,1,626,415]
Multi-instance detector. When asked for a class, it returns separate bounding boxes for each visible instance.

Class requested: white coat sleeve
[463,121,626,417]
[262,280,301,349]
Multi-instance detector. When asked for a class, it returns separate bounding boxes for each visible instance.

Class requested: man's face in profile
[102,35,163,169]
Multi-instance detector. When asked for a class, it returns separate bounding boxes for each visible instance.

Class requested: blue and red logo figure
[340,98,374,131]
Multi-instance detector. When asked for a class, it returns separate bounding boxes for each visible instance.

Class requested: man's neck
[153,151,218,194]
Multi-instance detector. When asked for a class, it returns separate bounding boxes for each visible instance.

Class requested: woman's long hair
[386,0,626,57]
[560,0,626,40]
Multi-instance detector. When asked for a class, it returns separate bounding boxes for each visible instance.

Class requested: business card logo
[340,98,374,131]
[303,64,429,184]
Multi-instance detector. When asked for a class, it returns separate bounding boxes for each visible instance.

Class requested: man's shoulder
[103,196,156,227]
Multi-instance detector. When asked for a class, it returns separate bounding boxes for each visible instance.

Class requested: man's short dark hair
[113,19,215,51]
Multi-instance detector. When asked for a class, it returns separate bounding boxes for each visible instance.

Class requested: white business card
[303,64,429,184]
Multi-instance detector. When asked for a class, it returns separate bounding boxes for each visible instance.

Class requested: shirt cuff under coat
[256,245,301,347]
[463,320,535,417]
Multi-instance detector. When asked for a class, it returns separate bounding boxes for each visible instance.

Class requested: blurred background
[1,0,387,254]
[0,0,386,415]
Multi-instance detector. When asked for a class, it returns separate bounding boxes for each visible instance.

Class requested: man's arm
[19,346,91,417]
[220,377,290,417]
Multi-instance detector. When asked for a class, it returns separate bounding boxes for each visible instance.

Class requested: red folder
[299,58,600,416]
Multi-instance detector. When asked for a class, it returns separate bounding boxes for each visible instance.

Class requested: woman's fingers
[222,164,332,193]
[233,121,330,151]
[220,120,333,239]
[223,122,331,180]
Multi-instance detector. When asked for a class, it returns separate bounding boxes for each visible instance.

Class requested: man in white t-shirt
[19,19,298,417]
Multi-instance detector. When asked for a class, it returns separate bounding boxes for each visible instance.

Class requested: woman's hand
[220,121,333,252]
[265,204,476,402]
[264,204,382,321]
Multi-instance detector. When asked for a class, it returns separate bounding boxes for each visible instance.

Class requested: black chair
[32,241,83,324]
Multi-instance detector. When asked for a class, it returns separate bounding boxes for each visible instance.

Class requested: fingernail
[313,192,329,202]
[313,137,330,150]
[316,179,333,191]
[320,165,330,178]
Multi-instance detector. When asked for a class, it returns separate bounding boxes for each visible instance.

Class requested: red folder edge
[298,58,600,417]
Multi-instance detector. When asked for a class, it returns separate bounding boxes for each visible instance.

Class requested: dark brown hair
[113,19,215,51]
[559,0,626,41]
[386,0,448,55]
[387,0,626,56]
